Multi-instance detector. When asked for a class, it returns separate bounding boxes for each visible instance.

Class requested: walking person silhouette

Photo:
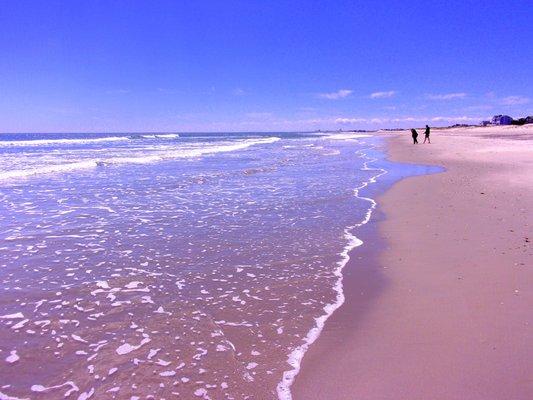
[423,125,431,143]
[411,128,419,144]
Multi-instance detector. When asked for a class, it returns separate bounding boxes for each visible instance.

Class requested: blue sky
[0,0,531,132]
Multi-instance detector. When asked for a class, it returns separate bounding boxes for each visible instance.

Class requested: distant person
[423,125,431,143]
[411,128,419,144]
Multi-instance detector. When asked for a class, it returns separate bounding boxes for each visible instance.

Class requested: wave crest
[0,137,280,181]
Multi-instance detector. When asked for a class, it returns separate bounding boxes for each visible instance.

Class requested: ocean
[0,131,395,399]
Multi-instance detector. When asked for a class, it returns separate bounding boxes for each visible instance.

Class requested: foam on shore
[0,132,385,399]
[276,147,387,400]
[326,133,373,140]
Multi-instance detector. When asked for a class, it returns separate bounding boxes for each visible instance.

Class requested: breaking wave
[0,134,182,147]
[0,137,280,181]
[0,136,131,147]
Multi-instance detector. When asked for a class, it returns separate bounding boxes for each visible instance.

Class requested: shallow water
[0,131,394,399]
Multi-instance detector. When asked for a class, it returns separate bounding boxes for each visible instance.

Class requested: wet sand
[293,125,533,399]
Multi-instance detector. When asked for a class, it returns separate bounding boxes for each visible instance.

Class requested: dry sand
[293,125,533,399]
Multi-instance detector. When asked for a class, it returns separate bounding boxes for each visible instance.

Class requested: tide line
[276,146,388,400]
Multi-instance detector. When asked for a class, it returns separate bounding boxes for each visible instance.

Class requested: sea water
[0,131,395,399]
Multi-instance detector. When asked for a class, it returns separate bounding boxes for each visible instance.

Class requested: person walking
[411,128,419,144]
[423,125,431,143]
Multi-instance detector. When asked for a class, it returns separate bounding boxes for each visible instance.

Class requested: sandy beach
[293,125,533,399]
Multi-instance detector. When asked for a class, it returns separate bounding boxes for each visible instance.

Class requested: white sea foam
[96,137,280,165]
[0,312,25,319]
[5,350,20,363]
[276,147,387,400]
[0,390,28,400]
[0,136,129,147]
[30,381,79,396]
[325,133,372,140]
[0,137,280,181]
[116,337,151,355]
[140,134,180,139]
[0,133,181,147]
[0,160,98,180]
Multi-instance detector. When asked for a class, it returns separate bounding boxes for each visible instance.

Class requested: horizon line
[0,124,485,135]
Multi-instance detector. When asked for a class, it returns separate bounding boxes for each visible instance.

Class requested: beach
[292,124,533,399]
[1,2,531,399]
[0,126,531,399]
[0,132,392,399]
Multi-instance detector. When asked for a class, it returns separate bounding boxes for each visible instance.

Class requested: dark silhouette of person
[411,128,419,144]
[423,125,431,143]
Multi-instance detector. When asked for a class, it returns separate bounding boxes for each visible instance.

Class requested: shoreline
[292,125,533,399]
[286,137,439,399]
[277,144,389,400]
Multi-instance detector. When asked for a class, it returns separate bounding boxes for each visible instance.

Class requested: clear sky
[1,0,531,132]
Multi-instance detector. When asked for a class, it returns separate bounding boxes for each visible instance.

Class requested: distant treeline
[511,116,533,125]
[482,115,533,126]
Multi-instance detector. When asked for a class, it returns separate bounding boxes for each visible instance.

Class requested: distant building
[511,116,533,125]
[490,115,513,125]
